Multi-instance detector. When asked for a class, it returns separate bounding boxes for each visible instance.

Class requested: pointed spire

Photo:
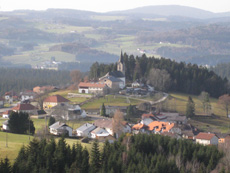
[119,50,124,63]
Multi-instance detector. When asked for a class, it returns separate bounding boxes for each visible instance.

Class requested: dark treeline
[89,53,229,97]
[0,68,70,95]
[0,134,222,173]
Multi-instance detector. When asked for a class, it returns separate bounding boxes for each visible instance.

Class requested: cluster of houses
[49,118,131,142]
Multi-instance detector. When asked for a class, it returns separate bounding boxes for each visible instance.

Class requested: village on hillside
[0,54,230,147]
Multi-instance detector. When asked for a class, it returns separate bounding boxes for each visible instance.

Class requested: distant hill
[113,5,230,19]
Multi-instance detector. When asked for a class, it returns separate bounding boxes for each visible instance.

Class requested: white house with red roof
[43,95,70,109]
[2,110,13,118]
[12,103,37,115]
[196,132,219,145]
[78,82,107,95]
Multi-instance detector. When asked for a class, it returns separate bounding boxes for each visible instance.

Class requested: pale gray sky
[1,0,230,13]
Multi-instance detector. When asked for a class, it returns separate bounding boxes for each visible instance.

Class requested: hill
[0,6,230,69]
[115,5,216,19]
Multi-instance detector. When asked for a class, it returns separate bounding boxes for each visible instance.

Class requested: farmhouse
[148,121,175,134]
[20,90,37,102]
[49,103,87,120]
[43,95,70,109]
[49,121,72,137]
[78,82,107,95]
[196,132,218,146]
[12,103,37,115]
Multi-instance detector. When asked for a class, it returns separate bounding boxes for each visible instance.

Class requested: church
[99,52,126,89]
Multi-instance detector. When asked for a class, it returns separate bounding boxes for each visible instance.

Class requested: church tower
[117,51,125,75]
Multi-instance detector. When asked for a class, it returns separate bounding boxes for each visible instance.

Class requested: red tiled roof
[44,95,70,103]
[148,121,174,132]
[78,82,106,88]
[196,132,216,140]
[3,110,12,115]
[142,113,155,119]
[132,123,148,130]
[12,103,36,111]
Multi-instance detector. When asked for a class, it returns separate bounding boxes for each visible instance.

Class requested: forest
[0,68,70,95]
[89,53,229,98]
[0,134,223,173]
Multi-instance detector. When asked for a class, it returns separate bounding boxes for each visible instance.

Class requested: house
[76,123,96,137]
[215,133,230,144]
[94,119,113,135]
[99,76,122,91]
[182,130,195,140]
[4,91,17,103]
[196,132,218,146]
[2,120,9,131]
[43,95,70,109]
[132,123,148,134]
[0,97,4,108]
[49,103,87,120]
[148,121,174,134]
[141,113,156,120]
[2,110,13,118]
[12,103,37,115]
[140,118,154,126]
[91,127,110,138]
[94,119,131,137]
[49,121,73,136]
[20,90,37,102]
[78,82,107,95]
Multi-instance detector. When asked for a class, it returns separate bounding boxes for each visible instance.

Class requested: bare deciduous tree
[70,70,82,85]
[218,94,230,118]
[112,110,124,138]
[148,68,171,92]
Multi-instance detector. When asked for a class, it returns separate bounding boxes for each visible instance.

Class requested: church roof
[108,71,125,78]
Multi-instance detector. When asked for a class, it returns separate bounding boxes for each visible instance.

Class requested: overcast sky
[1,0,230,13]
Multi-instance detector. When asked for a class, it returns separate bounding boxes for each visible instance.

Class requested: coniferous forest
[0,68,70,95]
[0,134,223,173]
[89,53,229,98]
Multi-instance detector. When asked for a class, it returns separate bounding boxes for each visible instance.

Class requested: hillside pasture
[167,92,230,133]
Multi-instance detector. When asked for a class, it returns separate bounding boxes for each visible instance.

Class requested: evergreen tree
[186,96,195,117]
[90,140,101,173]
[8,111,35,134]
[100,103,106,117]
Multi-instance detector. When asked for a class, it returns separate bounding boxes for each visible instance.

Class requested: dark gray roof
[215,133,230,138]
[105,76,122,82]
[49,121,72,129]
[108,71,125,78]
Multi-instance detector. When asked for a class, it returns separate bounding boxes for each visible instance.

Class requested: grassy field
[0,116,95,162]
[167,92,230,133]
[49,90,89,103]
[81,95,144,109]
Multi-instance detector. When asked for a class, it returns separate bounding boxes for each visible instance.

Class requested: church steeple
[117,50,125,75]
